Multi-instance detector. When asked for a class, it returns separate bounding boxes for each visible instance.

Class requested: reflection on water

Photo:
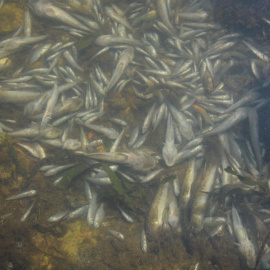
[0,0,270,269]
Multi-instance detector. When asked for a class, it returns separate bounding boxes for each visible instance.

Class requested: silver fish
[0,90,40,103]
[44,163,75,177]
[105,6,133,31]
[231,205,256,268]
[29,43,52,65]
[76,119,119,140]
[95,35,143,47]
[41,83,59,129]
[47,210,69,223]
[6,190,37,201]
[21,201,36,222]
[162,114,177,166]
[67,205,88,220]
[249,109,262,173]
[104,47,134,93]
[117,206,134,223]
[146,182,173,234]
[191,159,217,232]
[108,229,125,241]
[156,0,175,33]
[141,228,147,253]
[202,107,251,137]
[94,203,105,229]
[29,0,91,32]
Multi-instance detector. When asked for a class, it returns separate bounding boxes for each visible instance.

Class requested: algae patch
[59,221,98,263]
[0,3,23,33]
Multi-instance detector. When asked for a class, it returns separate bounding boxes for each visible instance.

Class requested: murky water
[0,1,270,269]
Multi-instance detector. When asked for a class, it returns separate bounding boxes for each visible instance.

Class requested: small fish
[0,90,40,103]
[191,160,217,232]
[95,35,143,47]
[104,47,134,93]
[17,142,46,159]
[47,210,69,222]
[162,114,177,166]
[178,10,208,21]
[85,176,112,186]
[87,191,98,226]
[94,203,105,229]
[156,0,175,33]
[29,43,52,65]
[243,41,269,62]
[29,0,91,32]
[231,205,256,268]
[140,169,163,183]
[141,228,147,253]
[0,0,4,10]
[108,229,125,241]
[180,159,196,208]
[131,132,148,149]
[41,83,59,129]
[21,201,36,222]
[77,150,156,171]
[205,107,250,136]
[128,126,140,147]
[146,182,173,234]
[117,206,134,223]
[142,103,157,133]
[0,35,48,58]
[67,205,88,220]
[6,190,37,201]
[249,109,262,173]
[110,127,126,153]
[152,103,167,130]
[169,103,194,140]
[84,181,92,201]
[105,7,133,31]
[63,50,84,72]
[76,119,119,139]
[24,9,32,37]
[44,163,75,177]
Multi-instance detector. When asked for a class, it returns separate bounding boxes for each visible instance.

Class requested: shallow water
[0,0,270,269]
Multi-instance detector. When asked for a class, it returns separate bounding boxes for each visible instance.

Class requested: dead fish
[108,229,125,241]
[202,107,250,137]
[104,47,134,93]
[29,0,91,32]
[6,190,37,201]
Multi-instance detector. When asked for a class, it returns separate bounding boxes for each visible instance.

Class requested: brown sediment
[0,3,24,34]
[0,128,241,269]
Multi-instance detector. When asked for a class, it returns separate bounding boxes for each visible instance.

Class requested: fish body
[95,35,143,47]
[94,203,105,229]
[191,161,217,232]
[6,190,37,201]
[41,83,59,129]
[77,150,156,171]
[108,229,125,241]
[29,0,90,32]
[162,114,177,166]
[105,7,133,31]
[231,206,256,268]
[249,109,262,172]
[202,107,250,137]
[76,119,119,139]
[156,0,175,33]
[104,47,134,93]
